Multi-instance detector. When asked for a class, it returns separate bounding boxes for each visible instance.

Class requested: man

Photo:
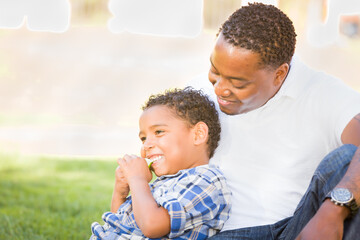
[190,3,360,239]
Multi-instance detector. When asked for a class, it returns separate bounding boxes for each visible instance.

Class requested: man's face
[208,34,286,115]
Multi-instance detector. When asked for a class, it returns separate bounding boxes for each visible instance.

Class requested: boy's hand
[114,165,130,199]
[118,154,153,183]
[111,162,131,213]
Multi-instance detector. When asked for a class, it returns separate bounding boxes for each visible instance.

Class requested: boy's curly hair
[219,2,297,69]
[142,87,221,158]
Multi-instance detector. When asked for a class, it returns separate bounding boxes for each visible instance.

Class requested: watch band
[325,188,359,218]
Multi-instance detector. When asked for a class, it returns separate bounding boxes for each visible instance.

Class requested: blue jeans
[209,144,360,240]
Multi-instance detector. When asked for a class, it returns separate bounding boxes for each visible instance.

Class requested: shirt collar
[157,164,210,180]
[262,54,307,109]
[274,54,307,99]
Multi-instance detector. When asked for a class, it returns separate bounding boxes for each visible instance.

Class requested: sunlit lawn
[0,153,117,239]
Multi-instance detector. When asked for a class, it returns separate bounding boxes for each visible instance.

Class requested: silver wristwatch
[326,188,359,217]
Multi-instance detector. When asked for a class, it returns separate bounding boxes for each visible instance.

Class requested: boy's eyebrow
[138,124,168,136]
[209,57,249,82]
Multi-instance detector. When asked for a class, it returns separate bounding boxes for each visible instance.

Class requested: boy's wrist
[128,176,151,195]
[114,183,130,197]
[128,176,149,185]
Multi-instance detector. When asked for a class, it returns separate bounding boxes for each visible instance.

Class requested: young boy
[90,87,231,240]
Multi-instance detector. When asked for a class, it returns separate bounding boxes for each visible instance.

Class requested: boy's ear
[193,122,209,145]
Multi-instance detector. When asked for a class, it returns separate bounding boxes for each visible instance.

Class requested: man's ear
[274,63,289,86]
[193,122,209,145]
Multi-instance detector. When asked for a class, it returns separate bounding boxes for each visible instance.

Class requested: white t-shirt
[189,55,360,230]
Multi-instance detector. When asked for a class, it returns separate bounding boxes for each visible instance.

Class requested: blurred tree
[70,0,109,26]
[203,0,242,32]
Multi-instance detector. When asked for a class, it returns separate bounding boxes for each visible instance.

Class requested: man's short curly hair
[219,3,297,69]
[142,87,221,158]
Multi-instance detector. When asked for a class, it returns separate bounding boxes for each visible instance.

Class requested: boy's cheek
[140,147,146,158]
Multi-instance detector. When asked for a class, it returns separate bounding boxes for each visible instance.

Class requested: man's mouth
[217,97,234,106]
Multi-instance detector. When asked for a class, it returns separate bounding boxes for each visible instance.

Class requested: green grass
[0,153,117,239]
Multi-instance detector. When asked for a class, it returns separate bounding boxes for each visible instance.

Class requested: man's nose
[214,77,231,97]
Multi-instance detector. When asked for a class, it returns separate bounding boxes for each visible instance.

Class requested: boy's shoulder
[153,165,227,190]
[182,165,227,186]
[188,164,224,178]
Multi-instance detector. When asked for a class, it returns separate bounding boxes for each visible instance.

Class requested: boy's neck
[187,151,210,169]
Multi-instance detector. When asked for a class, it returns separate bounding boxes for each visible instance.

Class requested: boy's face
[139,105,198,176]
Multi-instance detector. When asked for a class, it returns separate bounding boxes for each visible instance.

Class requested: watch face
[331,188,353,204]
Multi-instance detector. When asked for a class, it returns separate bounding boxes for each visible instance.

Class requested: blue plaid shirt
[90,165,231,240]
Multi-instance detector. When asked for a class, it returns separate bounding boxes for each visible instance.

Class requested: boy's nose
[143,139,154,150]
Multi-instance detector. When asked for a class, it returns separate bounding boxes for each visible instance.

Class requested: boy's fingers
[122,154,132,162]
[117,158,127,170]
[123,154,141,162]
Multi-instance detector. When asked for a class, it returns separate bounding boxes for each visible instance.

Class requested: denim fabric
[209,144,359,240]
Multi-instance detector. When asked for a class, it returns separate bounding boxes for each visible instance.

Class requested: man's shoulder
[287,55,356,99]
[186,73,216,97]
[186,72,209,88]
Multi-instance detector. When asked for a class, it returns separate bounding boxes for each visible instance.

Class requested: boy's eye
[155,130,164,135]
[140,137,146,143]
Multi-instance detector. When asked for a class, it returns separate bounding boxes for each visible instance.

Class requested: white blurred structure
[307,0,360,47]
[0,0,70,32]
[0,1,358,157]
[108,0,203,37]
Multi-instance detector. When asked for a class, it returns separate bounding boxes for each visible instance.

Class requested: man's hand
[296,200,349,240]
[118,154,153,183]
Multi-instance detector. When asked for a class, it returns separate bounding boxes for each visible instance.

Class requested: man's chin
[219,105,241,115]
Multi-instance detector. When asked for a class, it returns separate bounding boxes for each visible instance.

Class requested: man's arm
[342,113,360,145]
[338,113,360,205]
[118,155,171,238]
[296,113,360,240]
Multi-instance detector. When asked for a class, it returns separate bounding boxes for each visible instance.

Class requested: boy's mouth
[145,155,164,168]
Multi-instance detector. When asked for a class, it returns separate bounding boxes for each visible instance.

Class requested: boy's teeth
[145,156,162,165]
[152,156,162,162]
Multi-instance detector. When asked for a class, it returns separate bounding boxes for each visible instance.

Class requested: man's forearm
[319,145,360,220]
[336,145,360,206]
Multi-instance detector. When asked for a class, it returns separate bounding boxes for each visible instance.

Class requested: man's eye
[210,69,219,75]
[234,83,249,89]
[234,85,247,89]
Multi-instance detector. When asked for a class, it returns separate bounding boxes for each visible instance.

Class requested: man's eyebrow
[209,57,249,82]
[229,76,249,82]
[209,57,217,70]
